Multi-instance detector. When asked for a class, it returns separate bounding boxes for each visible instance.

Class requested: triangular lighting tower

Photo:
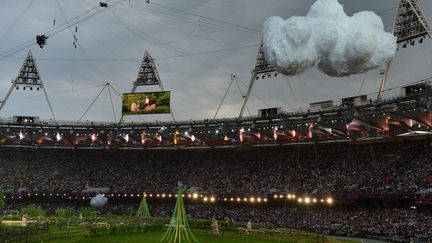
[239,39,277,118]
[15,50,43,86]
[120,50,175,123]
[132,50,163,92]
[0,50,56,121]
[253,41,275,75]
[377,0,432,101]
[393,0,432,44]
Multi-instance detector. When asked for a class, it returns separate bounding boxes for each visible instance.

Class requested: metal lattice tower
[253,41,275,75]
[0,50,56,121]
[15,50,43,86]
[121,50,175,123]
[239,40,277,118]
[394,0,432,44]
[377,0,432,101]
[132,50,163,92]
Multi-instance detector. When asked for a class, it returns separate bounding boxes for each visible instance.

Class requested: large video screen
[122,91,171,115]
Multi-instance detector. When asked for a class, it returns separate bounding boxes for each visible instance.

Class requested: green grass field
[1,216,354,243]
[47,230,350,243]
[3,226,353,243]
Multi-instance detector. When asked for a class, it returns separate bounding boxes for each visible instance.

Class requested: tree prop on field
[136,192,151,220]
[161,187,198,243]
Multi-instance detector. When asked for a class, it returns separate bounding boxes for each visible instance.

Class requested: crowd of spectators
[1,139,432,241]
[0,139,431,195]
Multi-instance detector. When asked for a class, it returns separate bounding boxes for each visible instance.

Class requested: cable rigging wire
[0,0,35,44]
[150,2,260,33]
[0,0,123,61]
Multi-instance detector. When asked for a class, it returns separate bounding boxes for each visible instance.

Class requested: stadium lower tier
[2,201,432,242]
[1,137,431,196]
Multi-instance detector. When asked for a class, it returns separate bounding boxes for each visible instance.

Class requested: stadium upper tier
[0,81,431,148]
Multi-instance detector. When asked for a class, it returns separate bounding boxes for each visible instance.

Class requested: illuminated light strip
[4,192,334,205]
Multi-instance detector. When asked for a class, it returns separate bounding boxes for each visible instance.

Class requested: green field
[1,216,353,243]
[2,225,353,243]
[48,231,350,243]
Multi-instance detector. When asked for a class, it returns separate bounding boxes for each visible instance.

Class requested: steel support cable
[129,4,259,35]
[108,83,146,123]
[213,76,235,119]
[358,73,368,95]
[0,0,120,61]
[284,77,302,110]
[0,0,35,43]
[235,76,271,108]
[108,85,117,122]
[79,84,107,121]
[150,2,260,33]
[234,77,250,116]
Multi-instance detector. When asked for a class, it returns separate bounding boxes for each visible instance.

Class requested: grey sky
[0,0,431,123]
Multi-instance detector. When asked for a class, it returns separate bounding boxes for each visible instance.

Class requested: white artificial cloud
[263,0,397,77]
